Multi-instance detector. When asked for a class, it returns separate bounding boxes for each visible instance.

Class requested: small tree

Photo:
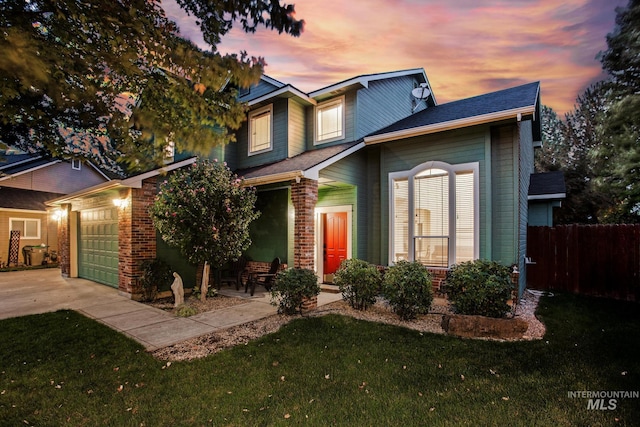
[150,159,259,300]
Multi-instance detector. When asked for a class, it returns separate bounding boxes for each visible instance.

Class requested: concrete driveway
[0,268,341,351]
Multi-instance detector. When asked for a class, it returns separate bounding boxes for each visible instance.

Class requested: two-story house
[49,68,541,300]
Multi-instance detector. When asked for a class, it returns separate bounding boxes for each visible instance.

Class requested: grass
[0,293,639,426]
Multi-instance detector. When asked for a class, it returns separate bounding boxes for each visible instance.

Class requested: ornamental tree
[150,159,259,299]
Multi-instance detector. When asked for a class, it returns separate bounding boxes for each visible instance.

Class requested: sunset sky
[164,0,627,115]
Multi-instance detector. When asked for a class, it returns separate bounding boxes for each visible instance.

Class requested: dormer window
[249,104,273,155]
[315,96,345,144]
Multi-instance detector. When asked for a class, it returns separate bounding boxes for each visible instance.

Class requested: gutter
[46,157,198,206]
[528,193,566,201]
[0,159,61,181]
[242,170,305,187]
[364,105,536,145]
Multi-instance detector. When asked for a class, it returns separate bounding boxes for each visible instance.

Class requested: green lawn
[1,293,639,426]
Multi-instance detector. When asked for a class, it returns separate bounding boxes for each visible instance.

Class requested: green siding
[490,124,518,266]
[378,127,490,264]
[156,236,197,290]
[528,202,553,226]
[356,76,418,139]
[236,98,289,169]
[288,99,306,157]
[518,120,535,295]
[246,188,289,264]
[241,80,282,102]
[320,150,370,259]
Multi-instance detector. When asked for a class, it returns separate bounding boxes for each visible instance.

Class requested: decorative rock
[442,314,528,340]
[171,272,184,307]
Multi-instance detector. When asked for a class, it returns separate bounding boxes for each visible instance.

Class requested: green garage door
[79,207,119,287]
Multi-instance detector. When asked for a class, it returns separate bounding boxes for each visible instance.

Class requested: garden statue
[171,272,184,307]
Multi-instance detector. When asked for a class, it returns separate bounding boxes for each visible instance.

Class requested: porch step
[320,284,340,294]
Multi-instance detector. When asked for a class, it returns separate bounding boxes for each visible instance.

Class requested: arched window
[389,161,478,267]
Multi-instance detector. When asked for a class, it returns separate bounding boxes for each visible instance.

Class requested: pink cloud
[164,0,625,114]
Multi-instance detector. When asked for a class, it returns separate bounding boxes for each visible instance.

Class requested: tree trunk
[201,261,210,302]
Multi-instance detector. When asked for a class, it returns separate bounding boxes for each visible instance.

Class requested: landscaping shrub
[443,259,513,318]
[191,283,217,300]
[176,305,198,317]
[334,259,381,310]
[381,260,433,320]
[139,258,173,302]
[270,268,320,315]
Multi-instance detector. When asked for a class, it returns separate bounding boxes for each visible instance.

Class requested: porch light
[113,198,129,209]
[52,209,67,221]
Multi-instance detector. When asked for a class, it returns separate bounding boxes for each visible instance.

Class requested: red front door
[323,212,348,275]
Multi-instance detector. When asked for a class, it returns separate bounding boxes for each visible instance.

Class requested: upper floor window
[164,140,175,163]
[10,218,41,239]
[249,104,273,155]
[315,96,345,144]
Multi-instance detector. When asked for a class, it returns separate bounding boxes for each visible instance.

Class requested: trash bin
[30,246,47,265]
[22,245,48,266]
[22,246,33,265]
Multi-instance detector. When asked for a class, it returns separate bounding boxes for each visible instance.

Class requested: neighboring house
[0,152,110,266]
[528,171,566,226]
[49,68,541,299]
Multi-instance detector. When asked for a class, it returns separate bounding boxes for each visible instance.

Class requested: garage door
[78,207,119,287]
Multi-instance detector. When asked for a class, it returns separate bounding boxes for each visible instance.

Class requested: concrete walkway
[0,268,341,351]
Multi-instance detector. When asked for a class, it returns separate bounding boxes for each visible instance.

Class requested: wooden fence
[527,225,640,301]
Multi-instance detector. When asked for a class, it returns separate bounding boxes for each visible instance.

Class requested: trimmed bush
[381,260,433,320]
[139,258,173,302]
[176,305,198,317]
[270,268,320,315]
[334,259,381,310]
[191,283,217,300]
[443,260,513,318]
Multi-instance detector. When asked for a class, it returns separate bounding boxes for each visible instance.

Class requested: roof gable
[309,68,433,102]
[0,187,65,211]
[365,81,540,144]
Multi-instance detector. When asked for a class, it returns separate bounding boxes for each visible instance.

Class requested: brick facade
[427,268,448,294]
[290,178,318,309]
[291,178,318,270]
[57,204,71,277]
[55,178,158,300]
[118,178,157,300]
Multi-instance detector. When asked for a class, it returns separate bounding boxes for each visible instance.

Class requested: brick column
[119,178,157,299]
[291,178,319,310]
[291,178,318,270]
[57,204,72,277]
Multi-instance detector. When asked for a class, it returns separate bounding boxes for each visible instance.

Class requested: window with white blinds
[392,179,408,262]
[315,96,344,143]
[455,171,474,263]
[249,104,272,154]
[414,169,449,267]
[389,162,478,267]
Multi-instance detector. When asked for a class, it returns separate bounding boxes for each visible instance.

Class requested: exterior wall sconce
[52,209,67,221]
[113,198,129,209]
